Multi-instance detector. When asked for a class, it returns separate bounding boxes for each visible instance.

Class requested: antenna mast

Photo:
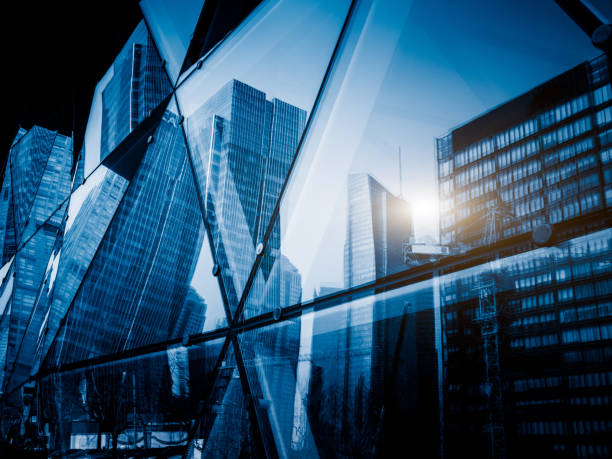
[398,146,403,198]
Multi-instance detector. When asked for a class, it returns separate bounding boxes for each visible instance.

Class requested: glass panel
[28,131,152,378]
[5,127,70,251]
[2,202,71,393]
[176,0,351,317]
[33,337,224,457]
[180,0,264,73]
[42,103,227,368]
[0,258,15,390]
[185,339,263,458]
[140,0,206,84]
[19,128,72,247]
[81,20,172,177]
[238,228,612,457]
[239,0,606,321]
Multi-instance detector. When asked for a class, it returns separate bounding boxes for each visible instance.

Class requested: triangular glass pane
[238,318,306,457]
[0,258,15,390]
[81,20,172,177]
[240,278,441,457]
[186,340,263,458]
[140,0,206,84]
[4,216,62,386]
[29,127,152,377]
[176,0,352,318]
[42,102,227,368]
[36,337,225,456]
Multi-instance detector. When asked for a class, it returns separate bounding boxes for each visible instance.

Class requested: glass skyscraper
[0,126,72,392]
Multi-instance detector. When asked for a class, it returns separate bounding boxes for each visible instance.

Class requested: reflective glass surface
[238,228,612,457]
[140,0,206,84]
[43,103,227,369]
[176,0,351,318]
[81,20,172,177]
[239,0,607,321]
[1,1,612,457]
[35,337,223,457]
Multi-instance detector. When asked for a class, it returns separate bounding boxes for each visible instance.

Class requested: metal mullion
[181,332,233,459]
[230,0,359,327]
[231,333,273,458]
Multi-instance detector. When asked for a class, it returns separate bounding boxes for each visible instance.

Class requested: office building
[436,54,612,457]
[0,126,72,391]
[437,54,611,250]
[100,21,171,161]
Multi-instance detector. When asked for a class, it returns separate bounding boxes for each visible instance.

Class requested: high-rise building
[44,110,205,366]
[308,173,427,455]
[437,54,611,250]
[100,21,170,162]
[435,53,612,457]
[344,173,412,288]
[189,79,307,316]
[188,79,308,454]
[0,126,73,391]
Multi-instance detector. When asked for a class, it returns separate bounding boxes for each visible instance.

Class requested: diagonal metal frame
[35,100,169,375]
[169,0,359,456]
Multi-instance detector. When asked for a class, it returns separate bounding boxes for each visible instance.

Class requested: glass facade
[1,0,611,457]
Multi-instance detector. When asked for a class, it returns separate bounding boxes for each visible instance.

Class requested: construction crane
[472,191,515,458]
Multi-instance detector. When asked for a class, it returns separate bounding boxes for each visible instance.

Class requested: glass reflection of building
[436,54,612,457]
[100,21,171,162]
[0,126,73,391]
[47,110,206,366]
[437,54,611,250]
[189,79,308,452]
[309,173,439,455]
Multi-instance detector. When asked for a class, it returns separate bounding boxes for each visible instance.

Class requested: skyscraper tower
[100,21,170,162]
[344,173,412,288]
[0,126,72,390]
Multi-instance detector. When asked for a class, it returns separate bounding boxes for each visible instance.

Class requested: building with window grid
[437,54,612,250]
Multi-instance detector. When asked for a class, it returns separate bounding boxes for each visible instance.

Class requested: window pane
[176,0,352,318]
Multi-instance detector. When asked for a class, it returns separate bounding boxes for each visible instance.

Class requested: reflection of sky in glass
[277,0,601,297]
[177,0,351,116]
[140,0,205,83]
[83,70,113,176]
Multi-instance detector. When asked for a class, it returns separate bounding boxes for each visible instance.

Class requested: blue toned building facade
[2,1,612,457]
[436,53,612,457]
[100,21,171,162]
[0,126,72,392]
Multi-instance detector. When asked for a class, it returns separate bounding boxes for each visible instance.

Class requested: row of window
[510,311,555,327]
[544,137,594,167]
[439,84,611,178]
[540,94,590,129]
[570,395,610,406]
[560,302,612,322]
[514,375,561,392]
[542,116,592,149]
[517,421,567,436]
[594,83,612,105]
[549,192,602,223]
[510,333,558,349]
[569,371,612,389]
[562,323,612,344]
